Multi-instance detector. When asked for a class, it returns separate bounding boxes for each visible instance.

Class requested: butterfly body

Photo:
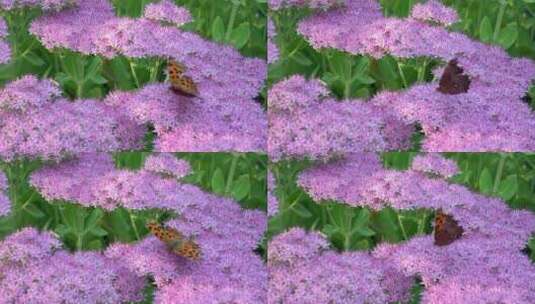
[167,60,199,97]
[437,59,470,95]
[147,221,201,260]
[434,210,463,246]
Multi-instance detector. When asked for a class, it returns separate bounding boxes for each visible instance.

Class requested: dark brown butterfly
[437,59,470,95]
[167,60,199,97]
[434,210,463,246]
[147,221,201,260]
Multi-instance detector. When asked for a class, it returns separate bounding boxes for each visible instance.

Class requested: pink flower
[144,0,192,27]
[268,75,412,160]
[411,153,458,178]
[0,228,144,304]
[410,0,459,26]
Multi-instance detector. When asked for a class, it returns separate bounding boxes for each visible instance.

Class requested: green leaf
[89,74,108,84]
[478,168,493,194]
[89,226,108,237]
[355,226,376,237]
[291,53,313,66]
[291,204,313,218]
[498,175,518,201]
[24,204,45,218]
[24,52,45,66]
[229,22,251,49]
[497,23,518,49]
[231,174,251,201]
[211,168,225,194]
[479,17,492,43]
[212,16,225,42]
[84,209,103,231]
[353,74,376,84]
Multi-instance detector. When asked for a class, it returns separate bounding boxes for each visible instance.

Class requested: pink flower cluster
[0,170,9,216]
[267,170,278,216]
[0,0,75,11]
[143,0,192,27]
[294,153,535,303]
[410,0,458,26]
[0,228,144,304]
[144,153,191,179]
[29,153,267,303]
[410,153,458,178]
[104,83,266,152]
[268,75,412,160]
[0,76,145,160]
[268,17,279,64]
[268,227,412,304]
[295,0,535,151]
[269,0,345,10]
[0,17,10,64]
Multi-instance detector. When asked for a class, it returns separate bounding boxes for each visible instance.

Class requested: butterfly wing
[147,221,184,244]
[167,60,199,96]
[434,210,464,246]
[147,221,201,260]
[173,239,201,260]
[437,59,470,95]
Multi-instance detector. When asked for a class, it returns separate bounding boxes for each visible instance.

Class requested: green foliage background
[269,153,535,303]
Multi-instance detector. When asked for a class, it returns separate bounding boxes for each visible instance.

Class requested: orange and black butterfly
[437,59,470,95]
[147,221,201,260]
[167,60,199,97]
[434,209,463,246]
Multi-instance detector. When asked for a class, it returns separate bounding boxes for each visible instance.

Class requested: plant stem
[129,60,141,88]
[129,212,140,240]
[225,154,239,195]
[493,2,507,42]
[397,62,408,88]
[397,213,408,240]
[492,154,506,194]
[225,4,239,41]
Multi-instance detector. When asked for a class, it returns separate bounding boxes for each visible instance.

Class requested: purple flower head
[0,228,60,267]
[268,17,279,64]
[0,170,9,216]
[0,228,144,304]
[268,76,412,160]
[0,0,76,11]
[30,0,266,103]
[0,170,7,191]
[411,153,458,178]
[144,0,192,27]
[104,84,267,152]
[373,236,535,304]
[143,153,191,179]
[0,75,61,112]
[269,0,345,10]
[268,228,412,304]
[0,17,11,64]
[410,0,458,26]
[297,0,535,151]
[0,76,145,160]
[267,170,279,216]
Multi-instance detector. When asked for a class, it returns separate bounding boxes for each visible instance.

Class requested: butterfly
[167,60,199,97]
[434,209,464,246]
[146,221,201,260]
[437,59,470,95]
